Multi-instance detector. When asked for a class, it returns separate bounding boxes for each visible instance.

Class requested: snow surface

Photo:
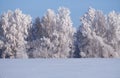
[0,59,120,78]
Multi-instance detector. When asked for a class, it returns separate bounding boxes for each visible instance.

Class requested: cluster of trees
[0,7,120,58]
[76,7,120,58]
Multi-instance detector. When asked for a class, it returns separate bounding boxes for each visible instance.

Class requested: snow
[0,59,120,78]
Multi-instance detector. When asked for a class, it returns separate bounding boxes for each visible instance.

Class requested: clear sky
[0,0,120,27]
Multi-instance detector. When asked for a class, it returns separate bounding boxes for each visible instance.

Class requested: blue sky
[0,0,120,27]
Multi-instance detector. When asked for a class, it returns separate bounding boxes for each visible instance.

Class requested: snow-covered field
[0,59,120,78]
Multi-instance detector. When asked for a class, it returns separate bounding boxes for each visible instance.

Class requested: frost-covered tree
[28,9,58,58]
[29,7,75,58]
[0,9,32,58]
[76,7,119,58]
[56,7,76,57]
[106,11,120,56]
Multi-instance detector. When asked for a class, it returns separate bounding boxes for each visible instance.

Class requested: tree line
[0,7,120,58]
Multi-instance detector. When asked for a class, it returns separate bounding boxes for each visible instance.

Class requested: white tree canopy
[0,9,32,58]
[0,7,120,58]
[77,7,120,58]
[29,7,75,58]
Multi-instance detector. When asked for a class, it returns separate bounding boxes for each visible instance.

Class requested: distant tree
[0,9,32,58]
[56,7,76,57]
[106,11,120,57]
